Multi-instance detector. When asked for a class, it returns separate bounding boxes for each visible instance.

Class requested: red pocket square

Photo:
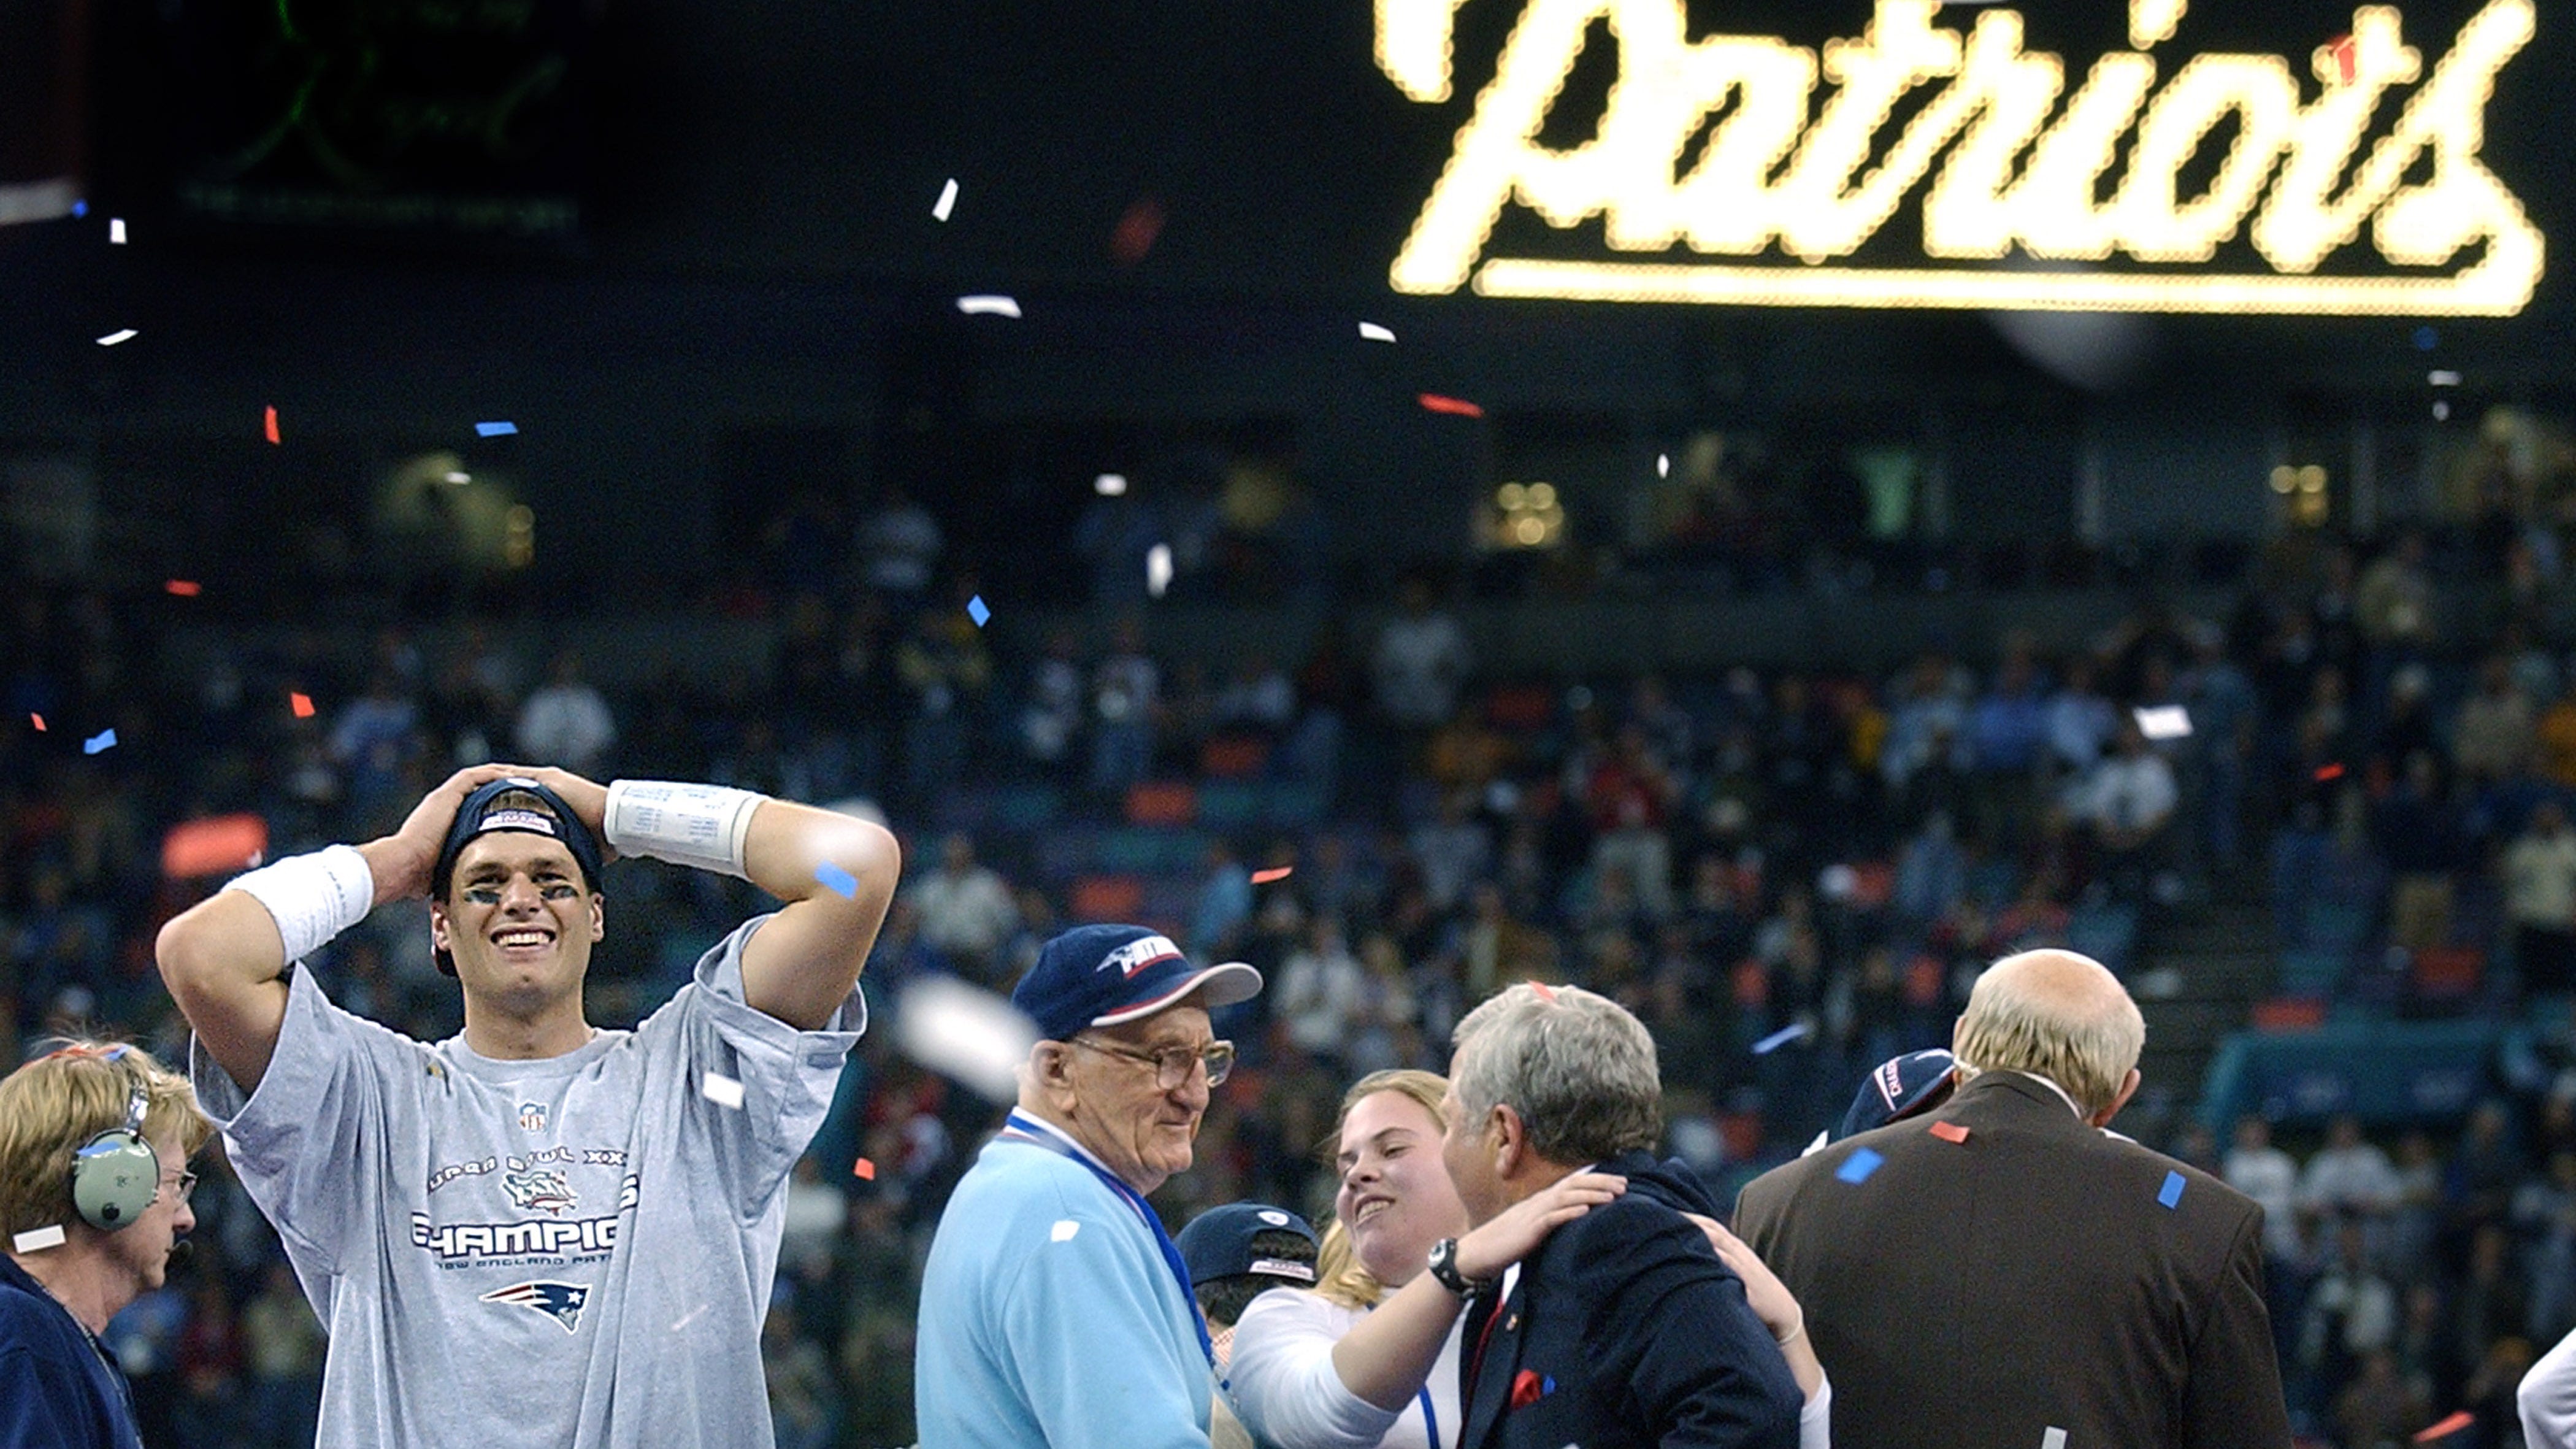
[1510,1370,1545,1410]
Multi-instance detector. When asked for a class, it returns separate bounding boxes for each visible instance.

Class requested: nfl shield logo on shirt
[518,1101,548,1132]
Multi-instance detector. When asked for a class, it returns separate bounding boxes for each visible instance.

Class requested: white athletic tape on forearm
[229,844,375,963]
[602,780,763,880]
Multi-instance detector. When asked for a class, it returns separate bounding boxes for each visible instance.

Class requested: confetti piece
[896,976,1041,1101]
[1094,472,1127,496]
[1417,393,1484,418]
[933,177,959,221]
[12,1225,66,1253]
[289,692,315,718]
[2429,369,2461,387]
[815,861,860,899]
[1751,1022,1809,1055]
[1656,453,1670,477]
[83,729,116,755]
[2042,1430,2067,1449]
[1836,1148,1885,1184]
[2157,1170,2186,1209]
[1359,321,1397,343]
[966,594,992,628]
[1530,981,1558,1002]
[700,1072,746,1109]
[2434,401,2452,422]
[2415,1412,2475,1442]
[264,406,280,444]
[70,199,86,217]
[1928,1120,1970,1143]
[853,1157,876,1181]
[1050,1219,1081,1242]
[1146,544,1173,598]
[29,714,44,731]
[956,294,1022,318]
[109,217,125,244]
[2315,763,2346,782]
[96,329,136,347]
[1110,198,1165,264]
[475,420,518,437]
[1250,866,1293,885]
[2133,704,2191,740]
[669,1302,711,1332]
[2328,33,2356,83]
[164,579,201,597]
[2413,326,2439,352]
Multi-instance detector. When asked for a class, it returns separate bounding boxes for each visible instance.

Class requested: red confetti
[2328,33,2356,83]
[28,713,44,732]
[1110,197,1166,265]
[263,405,280,444]
[164,579,201,596]
[2315,763,2347,782]
[1928,1121,1970,1143]
[853,1157,876,1181]
[289,692,315,719]
[1250,866,1293,885]
[2414,1412,2474,1442]
[1530,981,1558,1003]
[1418,393,1485,418]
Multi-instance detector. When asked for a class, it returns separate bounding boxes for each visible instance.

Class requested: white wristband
[602,780,763,880]
[229,845,376,963]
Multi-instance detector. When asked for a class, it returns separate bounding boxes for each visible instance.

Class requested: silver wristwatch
[1426,1237,1490,1298]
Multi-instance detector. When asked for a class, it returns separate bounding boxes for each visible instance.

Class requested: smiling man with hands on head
[153,763,900,1449]
[914,923,1265,1449]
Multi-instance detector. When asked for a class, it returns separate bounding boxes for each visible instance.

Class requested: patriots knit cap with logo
[1010,923,1263,1043]
[429,776,607,977]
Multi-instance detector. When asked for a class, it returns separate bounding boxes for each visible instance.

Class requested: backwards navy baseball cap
[430,777,606,976]
[1835,1048,1960,1141]
[1176,1203,1319,1287]
[1010,923,1263,1043]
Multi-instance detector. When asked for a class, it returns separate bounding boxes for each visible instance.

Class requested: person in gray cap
[155,763,899,1448]
[915,923,1262,1449]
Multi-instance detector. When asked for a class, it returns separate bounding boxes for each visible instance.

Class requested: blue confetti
[475,420,518,437]
[1751,1022,1809,1055]
[82,728,116,755]
[815,861,860,899]
[966,594,991,628]
[2412,326,2439,352]
[2158,1170,2186,1209]
[71,199,87,218]
[1836,1148,1884,1185]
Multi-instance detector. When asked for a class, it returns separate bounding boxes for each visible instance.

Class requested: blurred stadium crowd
[17,482,2576,1447]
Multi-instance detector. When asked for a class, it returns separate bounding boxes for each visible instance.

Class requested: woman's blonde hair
[1312,1068,1450,1311]
[0,1040,213,1240]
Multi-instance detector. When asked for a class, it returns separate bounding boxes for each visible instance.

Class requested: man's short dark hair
[1192,1228,1317,1329]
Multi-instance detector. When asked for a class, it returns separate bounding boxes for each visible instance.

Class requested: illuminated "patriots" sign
[1377,0,2541,313]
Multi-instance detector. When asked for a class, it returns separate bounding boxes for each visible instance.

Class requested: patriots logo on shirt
[1097,934,1183,978]
[480,1280,591,1333]
[502,1168,579,1216]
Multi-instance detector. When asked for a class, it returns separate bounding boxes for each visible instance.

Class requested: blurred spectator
[2044,656,2118,778]
[1016,629,1086,772]
[242,1259,325,1449]
[2302,1116,2404,1224]
[2377,752,2465,956]
[2072,720,2178,903]
[2455,656,2537,785]
[855,481,943,602]
[2506,803,2576,994]
[1370,577,1470,731]
[1090,617,1162,798]
[907,833,1019,982]
[895,599,993,803]
[2356,532,2436,653]
[764,1301,839,1449]
[1273,918,1366,1067]
[2301,1219,2399,1410]
[515,648,618,776]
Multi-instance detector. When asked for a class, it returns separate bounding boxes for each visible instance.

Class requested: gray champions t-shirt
[190,915,865,1449]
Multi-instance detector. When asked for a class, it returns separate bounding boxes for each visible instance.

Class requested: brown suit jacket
[1734,1071,2292,1449]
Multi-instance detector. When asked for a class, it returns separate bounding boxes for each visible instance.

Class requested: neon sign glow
[1378,0,2541,313]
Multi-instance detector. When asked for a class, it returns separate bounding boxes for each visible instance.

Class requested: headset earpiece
[69,1075,158,1232]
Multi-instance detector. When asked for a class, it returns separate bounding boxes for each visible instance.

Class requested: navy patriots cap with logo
[1011,923,1262,1043]
[1835,1047,1960,1142]
[1176,1202,1318,1286]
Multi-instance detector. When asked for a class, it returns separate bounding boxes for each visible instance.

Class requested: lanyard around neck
[1000,1110,1214,1367]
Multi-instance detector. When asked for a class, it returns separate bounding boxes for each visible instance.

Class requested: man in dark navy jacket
[1438,983,1807,1449]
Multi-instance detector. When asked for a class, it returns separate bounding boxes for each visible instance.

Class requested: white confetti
[1146,543,1173,598]
[699,1072,745,1110]
[933,177,959,221]
[96,329,136,347]
[2133,704,2192,740]
[109,218,126,244]
[956,294,1021,318]
[2429,369,2461,386]
[1657,453,1670,478]
[1050,1220,1081,1242]
[1358,321,1396,343]
[1094,472,1128,496]
[13,1225,66,1253]
[895,976,1040,1101]
[2041,1429,2067,1449]
[669,1302,711,1332]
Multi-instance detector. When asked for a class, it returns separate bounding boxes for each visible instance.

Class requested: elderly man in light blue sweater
[917,925,1263,1448]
